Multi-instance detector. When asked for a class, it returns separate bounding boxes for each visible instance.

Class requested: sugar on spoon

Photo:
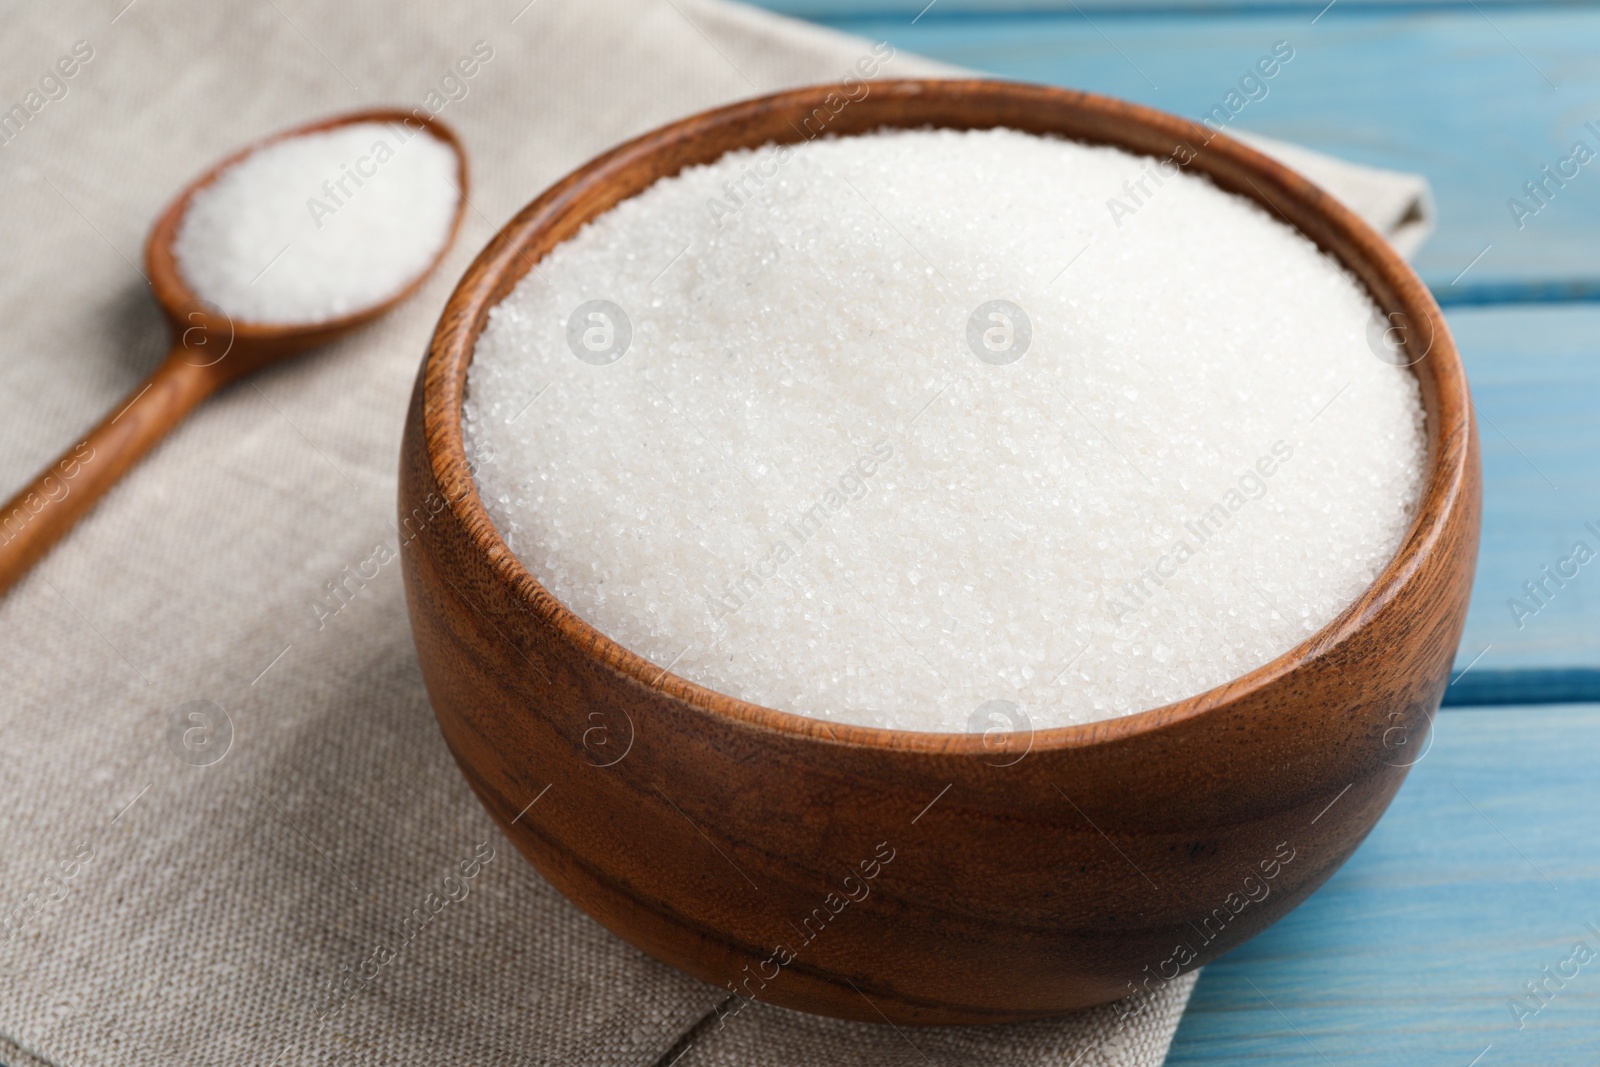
[0,109,468,597]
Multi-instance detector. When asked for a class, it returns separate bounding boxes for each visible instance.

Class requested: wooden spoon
[0,109,468,597]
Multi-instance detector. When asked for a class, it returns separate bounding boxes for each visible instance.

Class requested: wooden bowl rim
[417,78,1472,755]
[144,106,470,345]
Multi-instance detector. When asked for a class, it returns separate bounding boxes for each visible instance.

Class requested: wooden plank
[1449,305,1600,677]
[1435,278,1600,309]
[759,3,1600,293]
[1166,703,1600,1064]
[1443,667,1600,706]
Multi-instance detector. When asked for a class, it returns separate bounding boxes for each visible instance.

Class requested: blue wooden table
[750,2,1600,1061]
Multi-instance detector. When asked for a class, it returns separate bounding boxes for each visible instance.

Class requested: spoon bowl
[144,107,470,378]
[0,108,468,595]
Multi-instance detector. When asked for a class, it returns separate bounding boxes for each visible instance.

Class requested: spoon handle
[0,346,217,597]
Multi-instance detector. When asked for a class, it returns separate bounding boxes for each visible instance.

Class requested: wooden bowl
[399,79,1479,1026]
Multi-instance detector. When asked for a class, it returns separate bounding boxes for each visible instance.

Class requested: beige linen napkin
[0,1,1429,1064]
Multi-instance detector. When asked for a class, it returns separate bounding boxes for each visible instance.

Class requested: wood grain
[398,79,1480,1025]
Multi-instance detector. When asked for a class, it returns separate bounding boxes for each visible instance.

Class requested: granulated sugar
[174,121,459,324]
[464,128,1427,732]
